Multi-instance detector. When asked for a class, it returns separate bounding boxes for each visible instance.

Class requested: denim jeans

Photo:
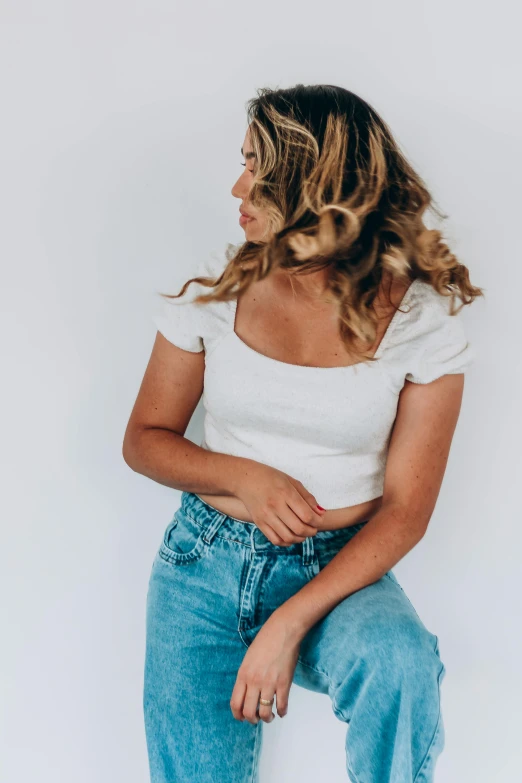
[144,491,445,783]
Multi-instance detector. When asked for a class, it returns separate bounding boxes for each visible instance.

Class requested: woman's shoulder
[404,278,470,336]
[152,242,240,353]
[383,278,477,384]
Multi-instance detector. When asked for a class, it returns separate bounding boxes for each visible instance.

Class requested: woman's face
[231,125,270,242]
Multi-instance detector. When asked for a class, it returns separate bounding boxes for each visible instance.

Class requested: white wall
[1,3,519,782]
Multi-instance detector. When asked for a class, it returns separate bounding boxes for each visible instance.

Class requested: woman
[123,84,482,782]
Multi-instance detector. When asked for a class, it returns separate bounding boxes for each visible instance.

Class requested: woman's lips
[239,214,254,225]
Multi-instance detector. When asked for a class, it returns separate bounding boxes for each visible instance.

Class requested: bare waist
[195,493,383,531]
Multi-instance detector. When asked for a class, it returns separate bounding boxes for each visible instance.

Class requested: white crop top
[152,242,476,510]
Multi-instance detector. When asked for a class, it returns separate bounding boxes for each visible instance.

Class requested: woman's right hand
[232,461,325,546]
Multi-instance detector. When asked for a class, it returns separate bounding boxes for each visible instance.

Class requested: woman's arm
[123,333,326,542]
[122,332,245,495]
[122,334,324,541]
[272,372,466,642]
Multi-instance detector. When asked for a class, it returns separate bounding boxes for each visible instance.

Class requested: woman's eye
[240,163,255,173]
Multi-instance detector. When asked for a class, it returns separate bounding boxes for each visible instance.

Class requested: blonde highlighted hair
[164,84,483,364]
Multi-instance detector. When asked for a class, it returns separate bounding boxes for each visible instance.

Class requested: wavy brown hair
[163,84,483,364]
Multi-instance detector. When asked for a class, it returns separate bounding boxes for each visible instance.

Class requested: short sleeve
[153,292,204,353]
[152,243,239,353]
[404,285,476,384]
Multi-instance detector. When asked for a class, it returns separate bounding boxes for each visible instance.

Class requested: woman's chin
[244,222,269,242]
[243,223,257,238]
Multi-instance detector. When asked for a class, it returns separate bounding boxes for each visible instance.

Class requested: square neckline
[228,278,419,373]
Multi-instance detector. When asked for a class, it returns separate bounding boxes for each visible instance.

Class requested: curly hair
[163,83,484,364]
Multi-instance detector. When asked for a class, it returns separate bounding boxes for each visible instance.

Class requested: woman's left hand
[230,610,302,724]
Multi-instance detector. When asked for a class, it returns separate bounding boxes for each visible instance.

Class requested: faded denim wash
[144,491,446,782]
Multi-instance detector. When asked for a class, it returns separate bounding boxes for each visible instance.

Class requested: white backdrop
[1,3,520,782]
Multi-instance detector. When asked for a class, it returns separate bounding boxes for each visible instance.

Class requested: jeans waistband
[181,491,318,566]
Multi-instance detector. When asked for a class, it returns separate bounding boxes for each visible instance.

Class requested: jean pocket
[158,508,209,566]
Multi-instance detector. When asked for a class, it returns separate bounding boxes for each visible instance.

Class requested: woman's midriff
[195,493,384,531]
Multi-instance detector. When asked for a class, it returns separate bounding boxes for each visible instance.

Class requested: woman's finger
[263,512,300,545]
[259,519,285,546]
[275,681,290,718]
[286,490,323,529]
[229,676,247,721]
[278,502,318,538]
[257,692,276,723]
[242,683,262,724]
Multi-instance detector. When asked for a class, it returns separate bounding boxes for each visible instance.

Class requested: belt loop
[202,511,227,545]
[249,525,257,554]
[301,535,315,567]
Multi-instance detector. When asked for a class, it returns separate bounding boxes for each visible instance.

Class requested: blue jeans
[144,491,445,782]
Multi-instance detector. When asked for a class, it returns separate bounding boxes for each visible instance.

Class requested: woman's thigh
[295,569,443,697]
[292,565,445,782]
[143,509,261,783]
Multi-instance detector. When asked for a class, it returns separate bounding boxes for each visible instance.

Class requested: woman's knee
[332,612,444,720]
[365,612,443,680]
